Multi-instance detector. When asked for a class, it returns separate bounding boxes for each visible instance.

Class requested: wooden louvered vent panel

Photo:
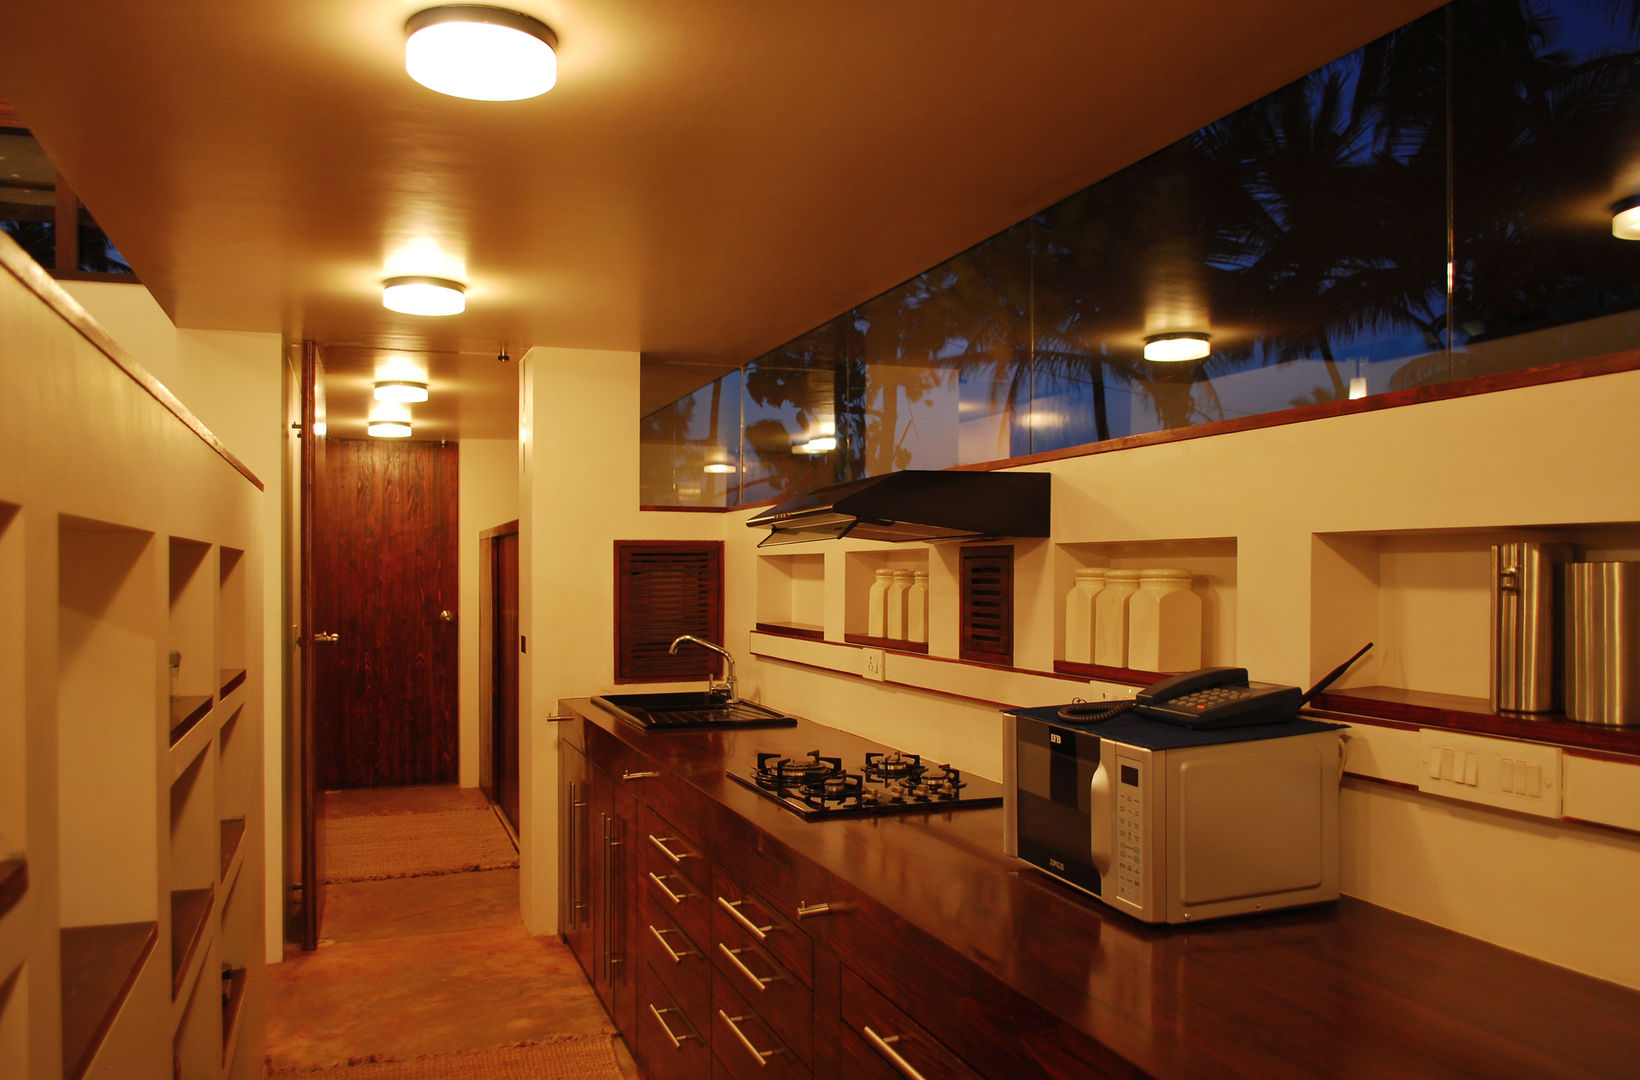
[960,545,1014,666]
[615,540,725,683]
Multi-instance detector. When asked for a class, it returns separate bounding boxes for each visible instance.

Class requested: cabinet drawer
[711,967,809,1080]
[640,805,711,897]
[709,932,812,1065]
[642,848,713,947]
[840,966,980,1080]
[712,869,812,988]
[637,961,713,1080]
[640,891,712,1015]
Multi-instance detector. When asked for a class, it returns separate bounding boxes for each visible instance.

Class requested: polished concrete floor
[265,786,638,1076]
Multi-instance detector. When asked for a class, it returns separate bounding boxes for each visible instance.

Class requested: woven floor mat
[324,807,518,883]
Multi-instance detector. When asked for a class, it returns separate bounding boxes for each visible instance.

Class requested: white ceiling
[0,0,1441,438]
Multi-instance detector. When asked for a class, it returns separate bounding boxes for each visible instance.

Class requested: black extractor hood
[745,470,1050,547]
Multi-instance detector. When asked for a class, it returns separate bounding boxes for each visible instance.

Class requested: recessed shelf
[60,921,158,1080]
[221,966,247,1065]
[169,887,213,1000]
[168,696,213,747]
[1315,686,1640,756]
[1054,538,1236,669]
[218,668,246,697]
[0,859,24,922]
[756,553,827,637]
[219,818,245,883]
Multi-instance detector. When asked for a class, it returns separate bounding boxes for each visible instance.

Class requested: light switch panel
[1416,729,1562,818]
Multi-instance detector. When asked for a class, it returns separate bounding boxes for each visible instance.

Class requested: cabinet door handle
[648,871,689,905]
[648,1004,699,1048]
[863,1026,930,1080]
[716,896,772,940]
[648,924,694,963]
[718,1010,783,1067]
[717,943,779,992]
[648,834,693,863]
[796,900,848,919]
[622,770,661,780]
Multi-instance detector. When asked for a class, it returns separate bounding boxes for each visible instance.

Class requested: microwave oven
[1002,708,1344,923]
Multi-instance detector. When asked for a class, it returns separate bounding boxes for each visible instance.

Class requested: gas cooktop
[727,748,1004,820]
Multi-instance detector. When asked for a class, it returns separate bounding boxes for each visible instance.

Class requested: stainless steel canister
[1490,542,1573,713]
[1564,561,1640,726]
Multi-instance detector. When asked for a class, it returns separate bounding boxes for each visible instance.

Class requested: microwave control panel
[1113,752,1145,907]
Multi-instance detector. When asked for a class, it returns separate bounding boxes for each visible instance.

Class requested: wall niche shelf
[59,921,157,1080]
[755,553,827,638]
[168,887,213,999]
[1053,537,1236,669]
[1310,523,1640,755]
[0,859,24,921]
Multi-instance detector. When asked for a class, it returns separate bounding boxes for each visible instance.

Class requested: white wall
[458,439,519,788]
[61,281,286,964]
[725,368,1640,990]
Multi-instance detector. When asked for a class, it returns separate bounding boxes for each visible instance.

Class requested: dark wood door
[560,739,593,975]
[494,528,520,829]
[297,340,328,950]
[315,438,459,789]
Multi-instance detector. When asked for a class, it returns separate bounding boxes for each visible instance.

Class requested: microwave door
[1013,721,1105,897]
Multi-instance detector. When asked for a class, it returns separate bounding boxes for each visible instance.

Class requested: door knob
[314,631,340,644]
[439,609,455,623]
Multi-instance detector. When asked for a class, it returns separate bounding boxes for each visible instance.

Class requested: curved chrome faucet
[668,634,738,703]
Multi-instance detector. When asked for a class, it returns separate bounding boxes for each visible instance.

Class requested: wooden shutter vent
[960,545,1014,666]
[614,540,725,683]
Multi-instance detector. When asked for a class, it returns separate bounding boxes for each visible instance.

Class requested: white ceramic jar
[1064,567,1106,664]
[886,569,912,639]
[1126,568,1201,672]
[1092,569,1141,667]
[867,568,893,637]
[907,570,929,643]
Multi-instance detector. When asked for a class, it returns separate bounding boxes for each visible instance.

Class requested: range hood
[746,470,1050,547]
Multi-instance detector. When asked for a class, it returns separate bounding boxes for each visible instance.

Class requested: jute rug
[263,1035,625,1079]
[325,807,518,883]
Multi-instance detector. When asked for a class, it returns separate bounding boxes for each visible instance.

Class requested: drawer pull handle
[648,1004,699,1048]
[648,924,695,963]
[622,770,661,780]
[717,942,779,992]
[719,1010,783,1067]
[648,834,693,863]
[648,871,689,905]
[716,896,772,940]
[796,900,848,919]
[863,1025,930,1080]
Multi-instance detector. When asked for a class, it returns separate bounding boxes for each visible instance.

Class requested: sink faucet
[669,634,738,703]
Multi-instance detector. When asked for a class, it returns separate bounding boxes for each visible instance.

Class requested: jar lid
[1072,567,1106,580]
[1105,568,1141,581]
[1140,568,1192,581]
[874,568,894,578]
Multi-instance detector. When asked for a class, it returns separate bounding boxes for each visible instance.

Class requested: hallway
[263,786,637,1077]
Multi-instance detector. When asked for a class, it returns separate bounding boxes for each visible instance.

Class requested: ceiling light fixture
[1612,195,1640,240]
[1143,332,1212,362]
[382,275,466,316]
[704,462,737,474]
[374,380,430,403]
[405,6,559,101]
[368,419,413,438]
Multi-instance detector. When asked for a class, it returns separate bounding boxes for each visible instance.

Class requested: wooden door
[315,439,459,788]
[494,528,520,829]
[297,340,328,950]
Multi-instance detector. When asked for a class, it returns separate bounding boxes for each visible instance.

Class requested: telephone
[1130,643,1375,730]
[1131,667,1303,729]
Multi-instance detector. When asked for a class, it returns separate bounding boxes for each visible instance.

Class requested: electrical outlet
[861,648,885,681]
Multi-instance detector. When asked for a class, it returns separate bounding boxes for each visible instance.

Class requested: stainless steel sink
[591,692,798,730]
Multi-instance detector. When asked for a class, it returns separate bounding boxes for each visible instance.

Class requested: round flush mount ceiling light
[1611,195,1640,240]
[367,419,413,438]
[405,6,558,101]
[703,462,737,474]
[382,275,466,316]
[373,380,430,403]
[1143,331,1212,362]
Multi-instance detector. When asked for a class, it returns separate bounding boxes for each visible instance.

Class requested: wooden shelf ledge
[0,857,25,921]
[168,695,213,747]
[170,886,214,999]
[219,818,246,882]
[60,921,158,1080]
[842,632,930,655]
[754,621,824,641]
[218,668,246,697]
[220,966,248,1064]
[1316,686,1640,757]
[1052,659,1170,686]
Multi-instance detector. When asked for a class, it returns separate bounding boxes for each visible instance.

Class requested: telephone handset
[1130,643,1375,730]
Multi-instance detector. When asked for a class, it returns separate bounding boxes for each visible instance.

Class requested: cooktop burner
[730,748,1004,820]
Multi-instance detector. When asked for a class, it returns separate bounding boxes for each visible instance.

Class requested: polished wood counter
[563,699,1640,1079]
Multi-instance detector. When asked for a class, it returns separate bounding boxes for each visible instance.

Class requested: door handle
[314,631,340,644]
[439,609,455,623]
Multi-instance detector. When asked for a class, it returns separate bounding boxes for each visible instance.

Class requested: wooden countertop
[565,698,1640,1079]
